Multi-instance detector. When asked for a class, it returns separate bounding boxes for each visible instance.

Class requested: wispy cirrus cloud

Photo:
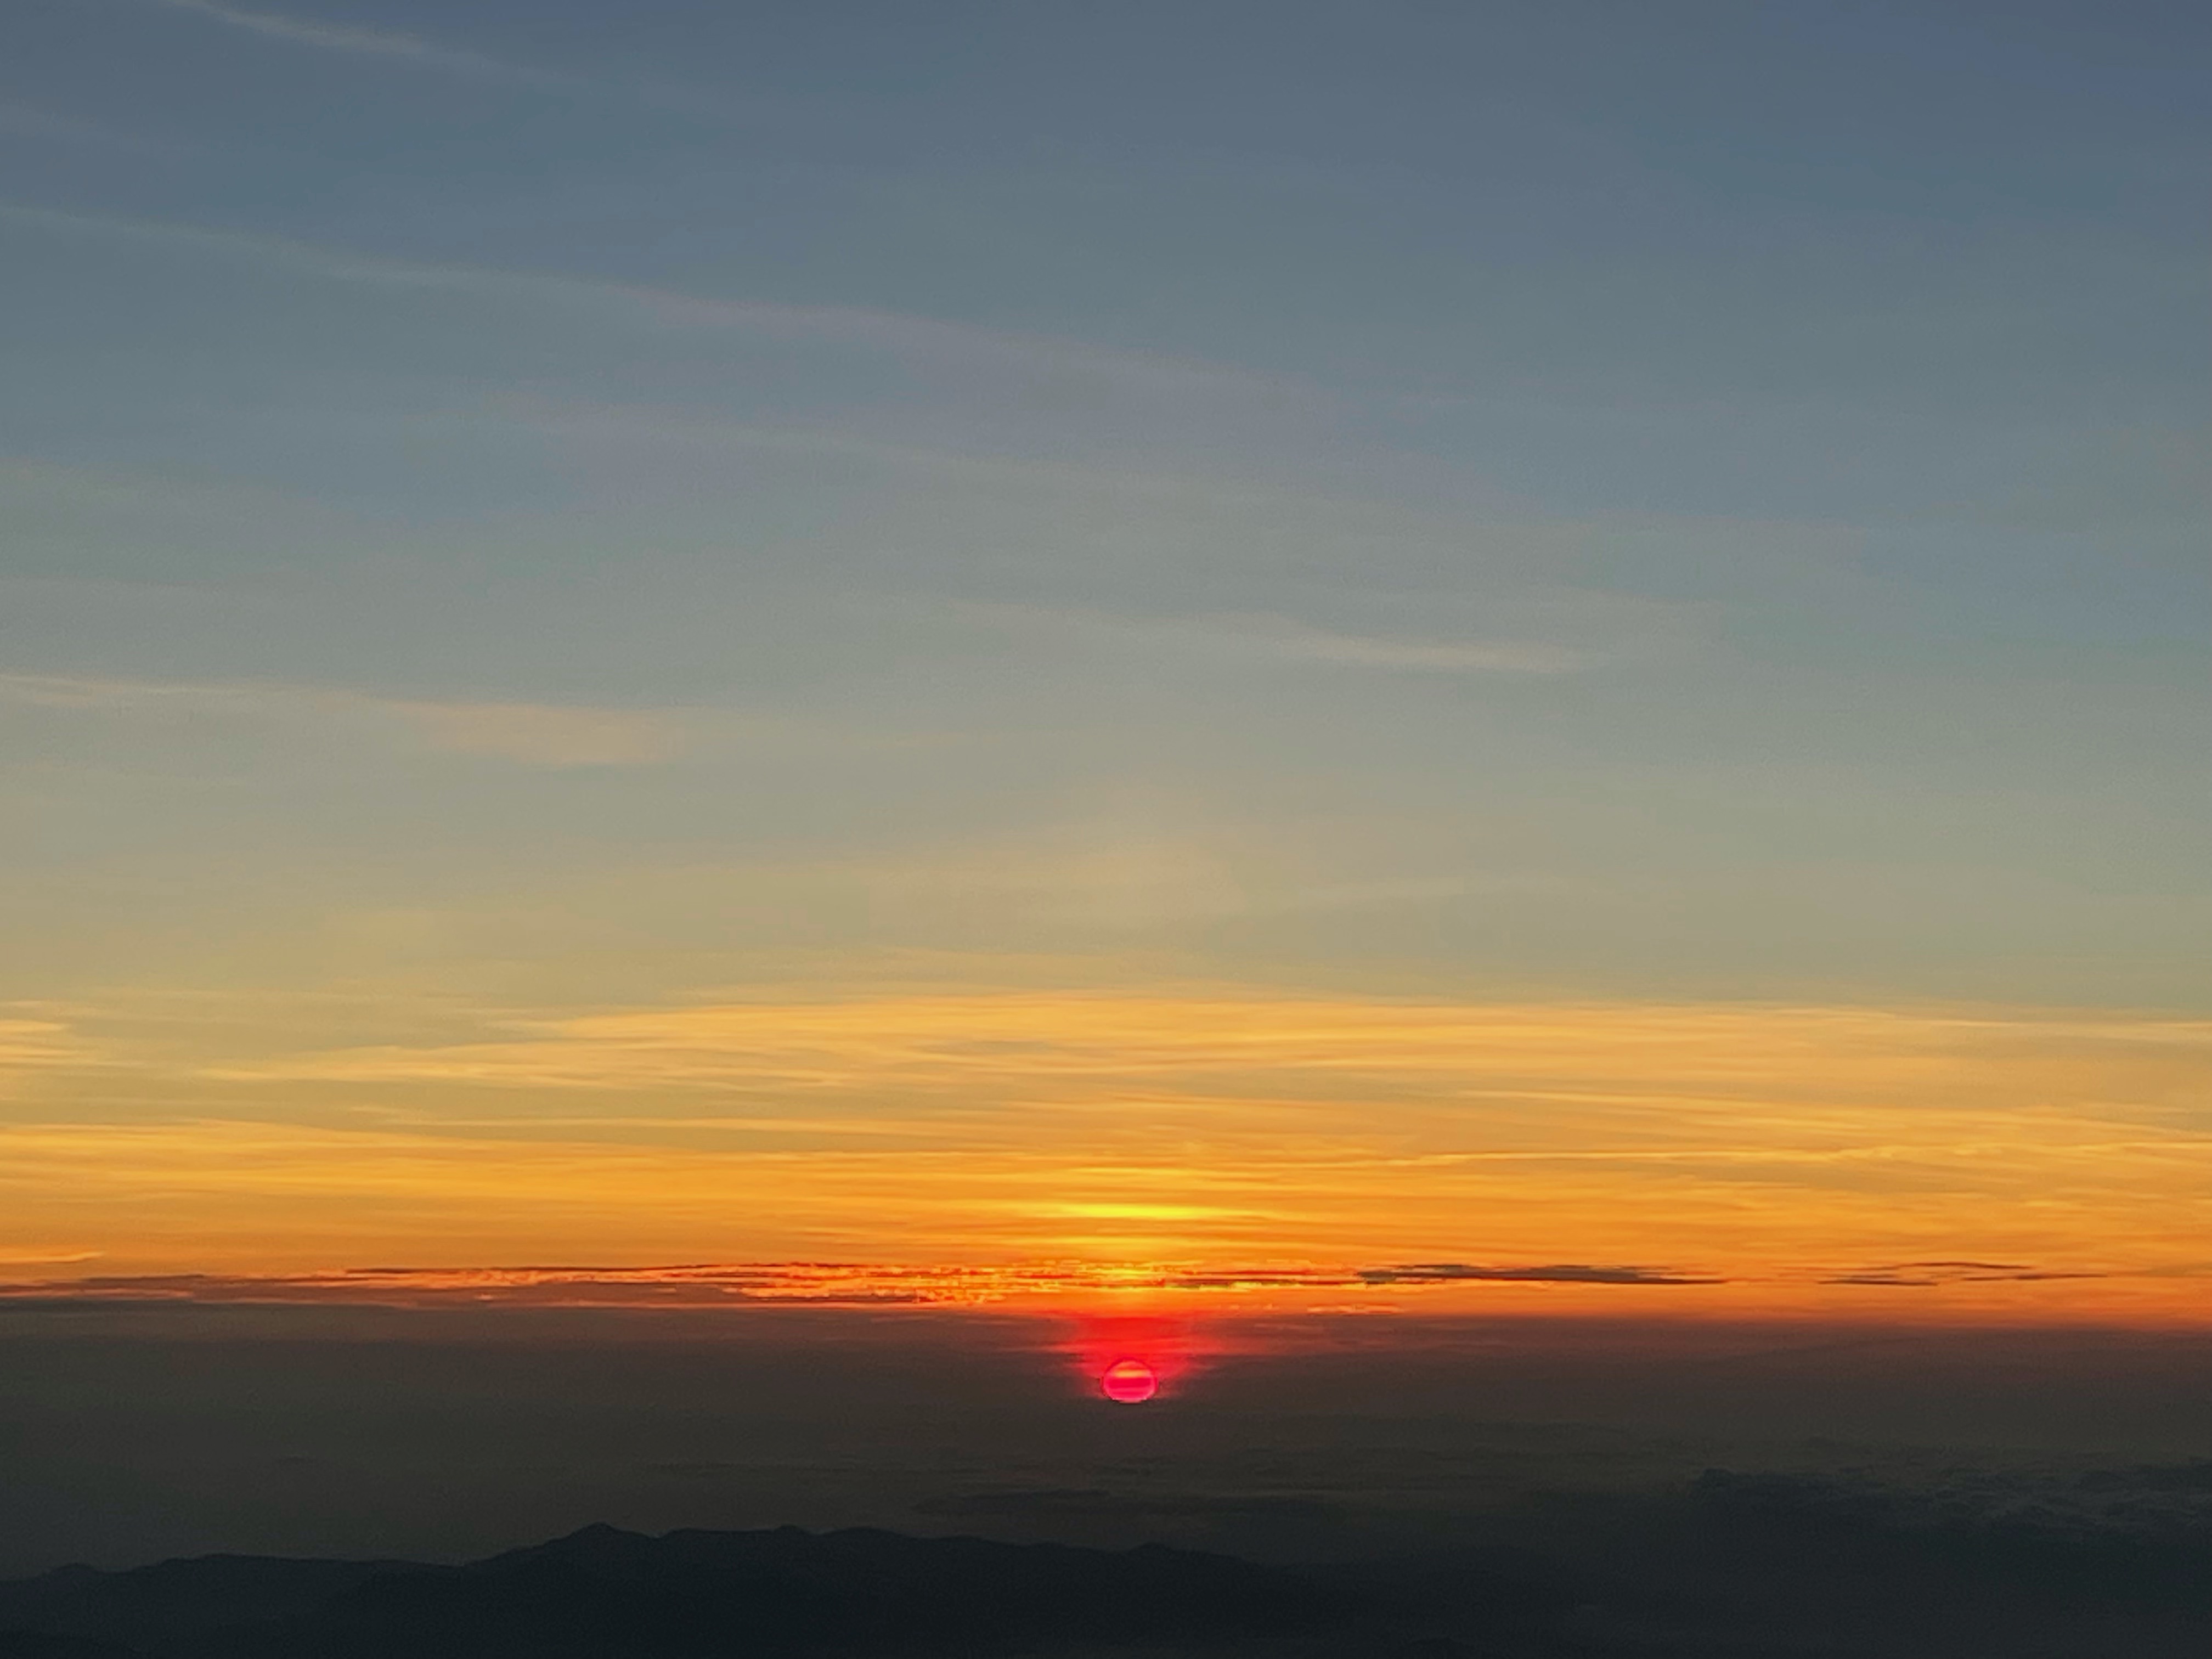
[0,1014,102,1095]
[377,698,684,767]
[1203,616,1585,674]
[143,0,566,84]
[0,99,179,155]
[0,670,684,767]
[0,1018,87,1068]
[0,202,1285,404]
[974,604,1588,675]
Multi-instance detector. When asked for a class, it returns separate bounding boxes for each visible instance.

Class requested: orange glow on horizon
[1066,1314,1206,1397]
[1,1256,2202,1327]
[1,990,2205,1327]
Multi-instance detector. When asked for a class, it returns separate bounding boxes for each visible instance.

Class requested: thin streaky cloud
[1356,1261,1723,1285]
[380,699,684,768]
[143,0,566,84]
[1821,1261,2113,1286]
[2,668,256,712]
[0,99,179,155]
[0,202,1287,399]
[0,669,946,765]
[138,0,780,120]
[0,1259,1733,1308]
[4,1259,2174,1308]
[0,1018,91,1072]
[503,406,1357,505]
[1182,612,1587,674]
[0,670,682,768]
[968,602,1590,676]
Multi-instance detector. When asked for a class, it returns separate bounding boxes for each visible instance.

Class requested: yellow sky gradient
[3,988,2205,1321]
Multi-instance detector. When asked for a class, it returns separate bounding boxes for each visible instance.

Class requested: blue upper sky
[2,0,2206,1014]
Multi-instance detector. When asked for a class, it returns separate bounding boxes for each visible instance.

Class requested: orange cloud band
[2,992,2205,1321]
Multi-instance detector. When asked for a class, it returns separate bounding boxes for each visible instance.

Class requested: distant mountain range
[0,1523,1403,1658]
[10,1489,2205,1658]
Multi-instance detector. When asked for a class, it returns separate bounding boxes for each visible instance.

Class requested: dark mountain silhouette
[0,1525,1373,1658]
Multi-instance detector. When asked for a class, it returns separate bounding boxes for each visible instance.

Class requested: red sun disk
[1099,1357,1158,1403]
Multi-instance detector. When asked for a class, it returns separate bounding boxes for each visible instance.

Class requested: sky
[1,1,2207,1323]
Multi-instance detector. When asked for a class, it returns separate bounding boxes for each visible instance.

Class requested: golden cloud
[2,994,2203,1317]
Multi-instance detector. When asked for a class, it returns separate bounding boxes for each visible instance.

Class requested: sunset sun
[1098,1357,1159,1403]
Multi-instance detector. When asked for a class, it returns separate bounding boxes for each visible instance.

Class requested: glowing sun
[1098,1357,1159,1403]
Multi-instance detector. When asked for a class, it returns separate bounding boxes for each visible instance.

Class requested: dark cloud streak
[1825,1261,2112,1287]
[0,1259,1730,1310]
[1357,1262,1725,1285]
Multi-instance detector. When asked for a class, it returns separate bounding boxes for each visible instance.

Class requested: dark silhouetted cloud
[1357,1262,1725,1285]
[0,1258,1729,1309]
[1825,1260,2108,1286]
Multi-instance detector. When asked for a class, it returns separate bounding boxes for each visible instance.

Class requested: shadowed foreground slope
[0,1525,1396,1659]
